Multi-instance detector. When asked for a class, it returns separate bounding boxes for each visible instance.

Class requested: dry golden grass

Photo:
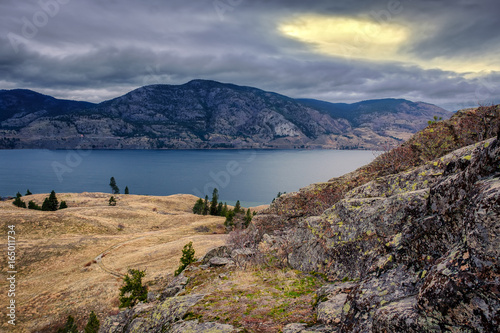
[0,192,229,332]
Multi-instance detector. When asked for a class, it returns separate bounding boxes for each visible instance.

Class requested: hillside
[95,105,499,332]
[0,80,451,149]
[0,193,229,332]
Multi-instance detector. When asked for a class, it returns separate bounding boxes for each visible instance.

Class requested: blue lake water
[0,149,375,206]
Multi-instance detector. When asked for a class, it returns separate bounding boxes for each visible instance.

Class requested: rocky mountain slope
[97,105,499,332]
[0,80,450,149]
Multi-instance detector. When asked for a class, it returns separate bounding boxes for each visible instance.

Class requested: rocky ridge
[0,80,450,149]
[98,106,499,332]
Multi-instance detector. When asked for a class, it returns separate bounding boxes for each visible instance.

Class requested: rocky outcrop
[0,81,450,149]
[97,107,498,332]
[253,138,499,332]
[99,293,241,333]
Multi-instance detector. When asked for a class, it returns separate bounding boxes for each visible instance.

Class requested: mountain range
[0,80,451,149]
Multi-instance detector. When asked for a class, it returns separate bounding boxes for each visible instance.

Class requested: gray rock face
[170,320,240,332]
[208,257,235,267]
[99,294,206,333]
[201,246,231,264]
[254,138,500,332]
[161,273,190,299]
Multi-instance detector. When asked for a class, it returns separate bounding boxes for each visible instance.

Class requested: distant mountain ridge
[0,80,451,149]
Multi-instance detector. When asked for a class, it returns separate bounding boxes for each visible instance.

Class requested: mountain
[0,80,451,149]
[297,98,449,141]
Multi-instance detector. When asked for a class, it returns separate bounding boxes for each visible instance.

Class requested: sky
[1,0,499,110]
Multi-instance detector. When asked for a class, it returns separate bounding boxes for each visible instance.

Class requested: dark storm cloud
[0,0,498,109]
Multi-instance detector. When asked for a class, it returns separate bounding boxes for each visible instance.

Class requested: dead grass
[0,192,228,332]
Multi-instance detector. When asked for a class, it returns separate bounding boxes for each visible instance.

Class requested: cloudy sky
[1,0,499,110]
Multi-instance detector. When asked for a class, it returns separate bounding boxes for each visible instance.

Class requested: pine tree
[124,186,129,194]
[175,242,196,276]
[13,192,26,208]
[192,198,204,214]
[244,208,252,228]
[57,315,78,333]
[210,188,219,216]
[224,210,235,228]
[109,177,120,194]
[202,195,209,215]
[47,190,59,212]
[234,200,241,214]
[42,190,59,211]
[109,196,117,206]
[220,202,228,217]
[42,197,50,211]
[28,200,41,210]
[84,311,100,333]
[217,202,223,216]
[25,189,32,196]
[59,201,68,209]
[119,269,148,308]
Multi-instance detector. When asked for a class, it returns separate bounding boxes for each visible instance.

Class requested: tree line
[13,190,67,211]
[192,188,254,229]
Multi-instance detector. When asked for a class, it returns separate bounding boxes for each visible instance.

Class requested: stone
[170,320,240,332]
[208,257,235,267]
[201,246,231,264]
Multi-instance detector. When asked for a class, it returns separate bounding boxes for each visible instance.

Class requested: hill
[0,193,229,332]
[95,105,499,332]
[0,80,451,149]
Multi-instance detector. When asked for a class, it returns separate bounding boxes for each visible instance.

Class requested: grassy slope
[0,193,228,332]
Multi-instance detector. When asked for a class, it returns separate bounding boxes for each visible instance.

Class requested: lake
[0,149,375,206]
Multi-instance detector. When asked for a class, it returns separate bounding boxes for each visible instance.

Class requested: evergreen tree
[109,177,120,194]
[224,210,235,228]
[175,241,196,276]
[202,195,209,215]
[25,189,32,196]
[42,190,59,211]
[234,200,241,214]
[84,311,100,333]
[124,186,129,194]
[13,193,26,208]
[109,196,117,206]
[119,269,148,308]
[57,315,78,333]
[41,198,50,211]
[192,198,204,214]
[210,188,219,216]
[217,202,223,216]
[244,208,252,228]
[28,200,41,210]
[59,201,68,209]
[220,202,228,217]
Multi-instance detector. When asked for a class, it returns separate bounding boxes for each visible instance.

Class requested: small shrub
[192,198,204,214]
[28,200,41,210]
[13,193,26,208]
[84,311,100,333]
[59,201,68,209]
[57,315,78,333]
[175,241,196,276]
[194,225,210,233]
[108,196,117,206]
[119,269,148,308]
